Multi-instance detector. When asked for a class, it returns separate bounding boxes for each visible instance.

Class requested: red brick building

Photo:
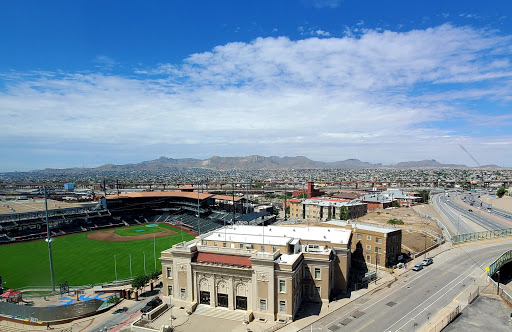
[292,181,325,198]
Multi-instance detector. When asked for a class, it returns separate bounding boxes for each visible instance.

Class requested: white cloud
[313,29,330,37]
[1,24,512,168]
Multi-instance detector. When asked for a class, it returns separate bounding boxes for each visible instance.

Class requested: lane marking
[355,319,374,332]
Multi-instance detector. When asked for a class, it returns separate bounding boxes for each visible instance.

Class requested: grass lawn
[113,224,166,237]
[0,224,194,289]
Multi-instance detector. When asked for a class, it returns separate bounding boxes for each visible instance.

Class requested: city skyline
[1,0,512,171]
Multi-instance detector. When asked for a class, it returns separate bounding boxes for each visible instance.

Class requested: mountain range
[31,156,502,173]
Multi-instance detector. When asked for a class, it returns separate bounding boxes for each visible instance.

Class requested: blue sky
[1,0,512,171]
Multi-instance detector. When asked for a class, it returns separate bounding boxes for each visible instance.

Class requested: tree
[339,206,350,220]
[496,187,507,198]
[417,190,430,203]
[297,193,307,199]
[392,200,400,208]
[285,206,290,215]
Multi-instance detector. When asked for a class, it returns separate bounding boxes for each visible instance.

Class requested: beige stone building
[160,225,352,322]
[326,220,402,268]
[288,198,367,221]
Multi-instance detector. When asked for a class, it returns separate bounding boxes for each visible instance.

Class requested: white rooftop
[203,225,351,246]
[325,220,398,234]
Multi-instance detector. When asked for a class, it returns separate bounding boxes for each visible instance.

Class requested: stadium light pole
[114,255,117,280]
[44,186,56,294]
[154,235,157,270]
[197,181,201,235]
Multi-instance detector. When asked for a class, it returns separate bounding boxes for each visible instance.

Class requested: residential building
[326,220,402,267]
[288,198,367,221]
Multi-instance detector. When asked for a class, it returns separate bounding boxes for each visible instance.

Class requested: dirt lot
[356,205,443,253]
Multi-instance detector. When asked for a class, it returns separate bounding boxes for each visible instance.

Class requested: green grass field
[0,223,194,289]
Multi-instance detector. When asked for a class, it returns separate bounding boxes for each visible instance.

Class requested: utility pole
[284,184,287,221]
[375,252,378,284]
[232,183,236,224]
[424,234,427,259]
[497,269,501,295]
[44,186,56,294]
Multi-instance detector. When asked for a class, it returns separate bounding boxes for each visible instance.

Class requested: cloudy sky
[1,0,512,171]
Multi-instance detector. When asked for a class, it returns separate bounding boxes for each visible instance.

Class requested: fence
[487,249,512,276]
[414,209,452,243]
[0,299,104,322]
[488,276,512,306]
[452,227,512,245]
[421,304,460,332]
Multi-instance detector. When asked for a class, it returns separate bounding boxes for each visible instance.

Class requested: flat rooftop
[325,220,399,234]
[203,225,351,246]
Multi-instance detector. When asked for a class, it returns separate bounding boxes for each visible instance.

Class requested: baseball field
[0,223,195,290]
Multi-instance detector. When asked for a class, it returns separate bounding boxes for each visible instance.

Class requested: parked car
[113,307,128,314]
[412,263,424,271]
[140,298,162,313]
[468,209,473,212]
[422,257,433,266]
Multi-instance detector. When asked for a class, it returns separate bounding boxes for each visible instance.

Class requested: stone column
[229,276,235,310]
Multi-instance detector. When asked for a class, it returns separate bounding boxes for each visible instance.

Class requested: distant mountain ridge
[26,156,484,173]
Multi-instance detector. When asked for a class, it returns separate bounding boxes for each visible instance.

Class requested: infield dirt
[87,227,177,241]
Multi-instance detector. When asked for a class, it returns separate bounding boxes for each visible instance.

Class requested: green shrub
[387,218,404,225]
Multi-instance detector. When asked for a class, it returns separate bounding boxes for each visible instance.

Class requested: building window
[180,288,186,299]
[272,246,277,253]
[314,268,321,280]
[204,241,207,246]
[376,237,382,244]
[279,280,286,293]
[166,267,172,278]
[260,245,265,252]
[357,234,363,240]
[315,286,320,295]
[366,245,371,250]
[240,243,244,249]
[214,242,217,246]
[279,300,286,313]
[259,299,267,311]
[168,285,173,296]
[223,242,227,247]
[367,235,371,240]
[366,254,371,263]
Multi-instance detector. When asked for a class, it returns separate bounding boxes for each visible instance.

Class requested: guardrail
[414,207,452,243]
[487,249,512,276]
[452,228,512,245]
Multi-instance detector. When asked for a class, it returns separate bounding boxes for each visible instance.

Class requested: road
[299,239,512,332]
[458,192,512,221]
[432,192,512,234]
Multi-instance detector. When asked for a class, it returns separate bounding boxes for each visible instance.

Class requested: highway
[432,192,512,234]
[299,239,512,332]
[458,192,512,222]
